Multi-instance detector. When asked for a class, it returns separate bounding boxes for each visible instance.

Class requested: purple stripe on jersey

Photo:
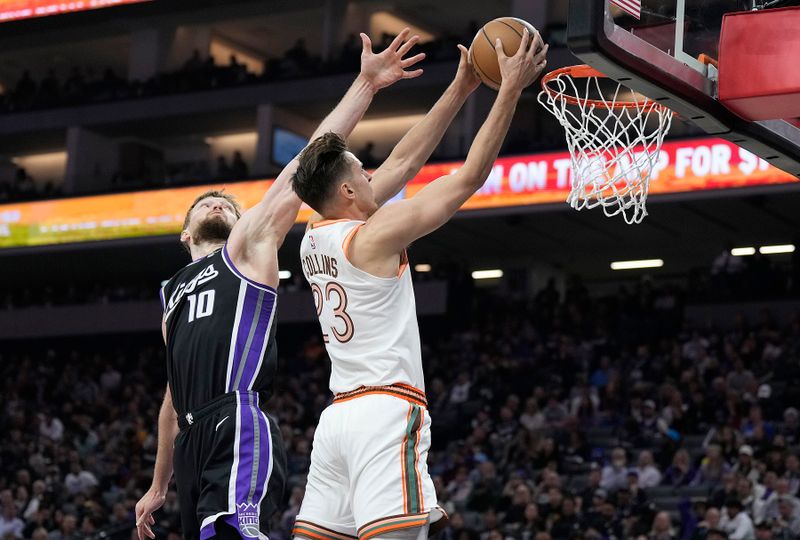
[238,291,276,390]
[228,392,272,537]
[222,243,278,293]
[235,392,256,501]
[198,392,272,540]
[199,523,215,540]
[254,406,272,502]
[227,285,260,392]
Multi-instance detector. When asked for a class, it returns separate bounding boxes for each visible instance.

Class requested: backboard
[566,0,800,177]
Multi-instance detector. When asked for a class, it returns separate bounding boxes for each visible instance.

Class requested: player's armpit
[356,170,477,259]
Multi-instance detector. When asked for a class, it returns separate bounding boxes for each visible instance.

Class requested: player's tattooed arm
[369,43,481,206]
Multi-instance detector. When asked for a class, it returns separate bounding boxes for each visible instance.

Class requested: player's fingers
[516,27,530,57]
[397,34,420,57]
[494,38,506,60]
[402,68,424,79]
[528,33,544,61]
[148,514,155,525]
[457,44,469,59]
[359,33,373,54]
[533,43,549,65]
[388,27,411,52]
[400,52,425,68]
[136,519,147,540]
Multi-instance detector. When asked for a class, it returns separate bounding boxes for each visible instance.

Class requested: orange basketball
[469,17,539,91]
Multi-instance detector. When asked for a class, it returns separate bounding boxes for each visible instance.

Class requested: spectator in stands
[358,141,379,169]
[650,511,678,540]
[13,70,36,106]
[215,155,233,180]
[542,396,568,429]
[549,497,580,539]
[779,408,799,446]
[450,372,471,405]
[39,69,59,104]
[705,425,745,463]
[633,399,669,448]
[733,446,761,484]
[519,397,546,432]
[37,413,63,442]
[727,361,756,397]
[692,507,722,540]
[763,479,799,521]
[579,464,603,511]
[735,477,765,520]
[601,447,630,491]
[754,522,774,540]
[771,497,800,537]
[231,150,249,178]
[694,444,731,487]
[785,453,800,496]
[183,49,204,71]
[721,499,756,540]
[741,406,775,447]
[285,38,311,74]
[0,504,24,539]
[663,449,697,487]
[637,450,663,488]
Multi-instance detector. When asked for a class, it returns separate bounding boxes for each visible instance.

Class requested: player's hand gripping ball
[469,17,544,90]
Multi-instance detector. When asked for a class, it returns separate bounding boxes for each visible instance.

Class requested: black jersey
[161,244,278,415]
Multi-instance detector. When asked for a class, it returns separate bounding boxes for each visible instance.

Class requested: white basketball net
[537,68,673,224]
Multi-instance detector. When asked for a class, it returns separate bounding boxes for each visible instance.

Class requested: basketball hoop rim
[541,64,666,111]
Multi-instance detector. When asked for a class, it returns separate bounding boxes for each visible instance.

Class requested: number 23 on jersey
[311,282,354,343]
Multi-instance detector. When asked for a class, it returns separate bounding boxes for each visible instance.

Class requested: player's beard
[193,215,233,246]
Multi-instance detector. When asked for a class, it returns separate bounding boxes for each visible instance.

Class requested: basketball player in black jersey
[134,29,426,540]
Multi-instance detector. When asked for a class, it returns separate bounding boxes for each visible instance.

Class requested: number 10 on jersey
[187,290,215,322]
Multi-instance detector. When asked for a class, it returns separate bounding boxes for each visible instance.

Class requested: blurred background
[1,1,800,540]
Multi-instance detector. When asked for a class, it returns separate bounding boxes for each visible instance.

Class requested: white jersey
[299,219,424,394]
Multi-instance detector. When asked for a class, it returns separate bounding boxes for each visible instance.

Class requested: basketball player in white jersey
[290,30,548,540]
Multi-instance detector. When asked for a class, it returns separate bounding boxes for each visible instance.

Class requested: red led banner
[0,137,795,248]
[0,0,148,22]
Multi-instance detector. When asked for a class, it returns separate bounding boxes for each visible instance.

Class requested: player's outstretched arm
[369,44,481,206]
[135,384,178,540]
[225,29,424,285]
[355,30,548,261]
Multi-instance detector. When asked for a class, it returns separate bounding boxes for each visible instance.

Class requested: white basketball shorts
[293,384,443,540]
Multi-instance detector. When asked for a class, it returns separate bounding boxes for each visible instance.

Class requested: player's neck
[190,241,225,261]
[328,206,368,222]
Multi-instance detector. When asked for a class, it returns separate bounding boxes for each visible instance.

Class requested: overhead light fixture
[610,259,664,270]
[279,270,292,279]
[472,269,503,280]
[731,247,755,256]
[414,264,432,273]
[759,244,795,254]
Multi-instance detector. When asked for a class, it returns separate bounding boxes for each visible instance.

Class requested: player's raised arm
[224,30,425,280]
[356,30,548,258]
[369,44,481,206]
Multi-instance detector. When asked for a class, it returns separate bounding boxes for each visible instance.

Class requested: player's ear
[180,230,191,244]
[339,182,356,200]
